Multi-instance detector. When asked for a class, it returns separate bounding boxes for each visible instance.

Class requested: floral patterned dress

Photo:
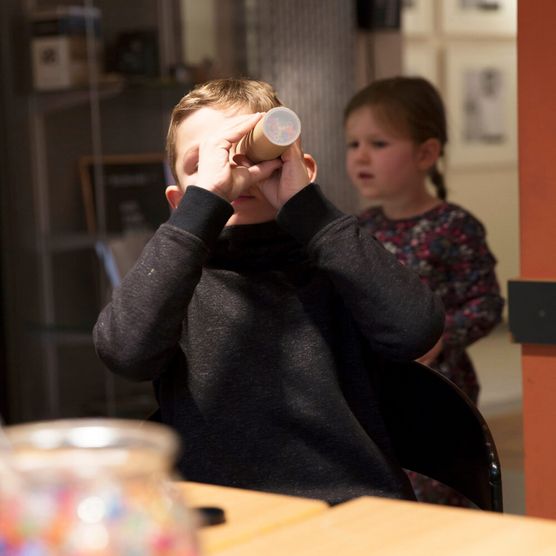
[359,202,504,506]
[359,202,504,403]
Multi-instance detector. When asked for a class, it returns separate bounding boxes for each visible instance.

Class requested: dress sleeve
[441,212,504,348]
[93,187,233,381]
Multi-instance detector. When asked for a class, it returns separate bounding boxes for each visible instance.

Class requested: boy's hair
[344,76,448,200]
[166,78,283,184]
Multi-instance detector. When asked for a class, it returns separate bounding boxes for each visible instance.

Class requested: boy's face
[170,105,279,226]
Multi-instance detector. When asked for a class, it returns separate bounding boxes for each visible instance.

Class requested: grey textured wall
[246,0,359,213]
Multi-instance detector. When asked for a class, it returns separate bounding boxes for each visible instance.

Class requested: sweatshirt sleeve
[277,184,445,361]
[93,186,233,381]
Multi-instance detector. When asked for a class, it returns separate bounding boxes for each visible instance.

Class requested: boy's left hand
[259,141,312,209]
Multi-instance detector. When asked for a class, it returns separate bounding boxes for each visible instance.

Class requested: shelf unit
[2,0,249,422]
[21,0,186,421]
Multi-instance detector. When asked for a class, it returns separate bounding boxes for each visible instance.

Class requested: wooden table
[212,495,556,556]
[176,482,328,554]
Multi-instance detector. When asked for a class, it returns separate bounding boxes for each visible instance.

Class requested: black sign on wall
[79,153,171,234]
[508,279,556,345]
[356,0,401,31]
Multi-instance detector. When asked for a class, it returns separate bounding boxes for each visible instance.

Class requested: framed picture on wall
[79,153,171,234]
[401,0,434,36]
[402,43,439,87]
[444,43,517,168]
[441,0,517,36]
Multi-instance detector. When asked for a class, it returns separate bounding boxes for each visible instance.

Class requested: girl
[344,76,504,505]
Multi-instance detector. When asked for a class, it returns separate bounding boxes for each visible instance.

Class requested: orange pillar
[518,1,556,518]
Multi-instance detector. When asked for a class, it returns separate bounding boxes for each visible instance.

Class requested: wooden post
[518,0,556,518]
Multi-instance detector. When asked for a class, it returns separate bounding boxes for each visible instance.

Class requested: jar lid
[4,418,180,477]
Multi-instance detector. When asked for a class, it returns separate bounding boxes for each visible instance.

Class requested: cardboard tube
[237,107,301,163]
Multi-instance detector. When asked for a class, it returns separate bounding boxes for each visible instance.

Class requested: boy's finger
[246,159,282,182]
[200,113,262,156]
[280,139,303,161]
[232,153,253,167]
[221,112,264,144]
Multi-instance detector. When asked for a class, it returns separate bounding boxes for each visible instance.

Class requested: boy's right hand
[196,113,283,202]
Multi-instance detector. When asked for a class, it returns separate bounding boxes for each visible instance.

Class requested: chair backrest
[377,360,503,512]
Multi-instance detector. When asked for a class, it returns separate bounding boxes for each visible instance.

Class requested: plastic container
[0,418,200,555]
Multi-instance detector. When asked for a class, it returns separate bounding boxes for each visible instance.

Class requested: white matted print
[445,44,517,168]
[401,0,434,36]
[441,0,516,36]
[402,43,439,88]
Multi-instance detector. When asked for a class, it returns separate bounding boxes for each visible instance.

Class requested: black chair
[377,360,503,512]
[147,407,162,423]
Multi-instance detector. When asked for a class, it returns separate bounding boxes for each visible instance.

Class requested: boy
[93,78,444,505]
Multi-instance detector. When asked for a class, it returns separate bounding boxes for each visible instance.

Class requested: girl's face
[345,105,426,202]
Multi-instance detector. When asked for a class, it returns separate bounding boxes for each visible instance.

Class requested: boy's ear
[303,153,318,183]
[417,138,441,171]
[165,185,184,209]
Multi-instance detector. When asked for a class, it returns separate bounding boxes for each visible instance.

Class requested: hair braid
[429,164,447,200]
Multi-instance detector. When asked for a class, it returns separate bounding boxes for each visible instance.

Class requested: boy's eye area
[371,140,388,148]
[346,141,359,150]
[184,156,199,175]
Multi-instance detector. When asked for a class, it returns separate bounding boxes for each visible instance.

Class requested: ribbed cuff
[168,186,233,247]
[276,183,344,245]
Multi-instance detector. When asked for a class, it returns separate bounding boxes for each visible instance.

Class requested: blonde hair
[166,78,283,184]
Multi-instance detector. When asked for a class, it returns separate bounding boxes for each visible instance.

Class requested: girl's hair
[166,78,282,184]
[344,76,448,200]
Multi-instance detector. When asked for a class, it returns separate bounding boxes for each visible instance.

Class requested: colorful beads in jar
[0,419,200,555]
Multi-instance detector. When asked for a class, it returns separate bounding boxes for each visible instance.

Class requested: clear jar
[0,418,200,555]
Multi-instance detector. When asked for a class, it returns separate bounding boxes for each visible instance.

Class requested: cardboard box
[30,6,102,91]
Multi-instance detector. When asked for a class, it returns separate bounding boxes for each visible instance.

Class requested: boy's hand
[196,113,282,202]
[259,141,312,209]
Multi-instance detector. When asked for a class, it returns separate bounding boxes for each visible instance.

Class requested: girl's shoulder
[358,202,488,237]
[435,203,487,236]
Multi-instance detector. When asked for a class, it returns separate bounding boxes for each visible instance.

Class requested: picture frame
[402,42,439,87]
[444,43,517,168]
[401,0,434,36]
[79,153,171,234]
[441,0,517,36]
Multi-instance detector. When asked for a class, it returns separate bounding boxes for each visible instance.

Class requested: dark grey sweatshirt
[93,184,444,505]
